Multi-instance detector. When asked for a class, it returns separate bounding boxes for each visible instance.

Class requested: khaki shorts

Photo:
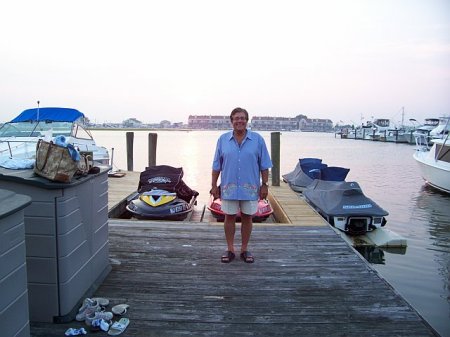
[221,200,258,215]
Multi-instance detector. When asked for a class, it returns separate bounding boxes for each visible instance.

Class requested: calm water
[93,130,450,336]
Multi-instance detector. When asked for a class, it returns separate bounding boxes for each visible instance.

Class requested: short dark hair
[230,107,249,121]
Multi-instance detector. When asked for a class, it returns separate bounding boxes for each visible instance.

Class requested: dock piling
[271,132,280,186]
[126,132,134,171]
[148,133,157,167]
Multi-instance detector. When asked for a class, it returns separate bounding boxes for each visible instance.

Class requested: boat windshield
[0,121,93,140]
[436,143,450,163]
[425,119,440,126]
[71,123,94,140]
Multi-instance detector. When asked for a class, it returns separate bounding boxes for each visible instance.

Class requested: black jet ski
[303,180,388,235]
[126,165,199,221]
[283,158,350,192]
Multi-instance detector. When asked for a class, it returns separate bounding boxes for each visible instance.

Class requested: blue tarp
[10,107,85,122]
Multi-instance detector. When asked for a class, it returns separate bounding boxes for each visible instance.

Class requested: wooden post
[126,132,134,171]
[148,133,158,167]
[271,132,280,186]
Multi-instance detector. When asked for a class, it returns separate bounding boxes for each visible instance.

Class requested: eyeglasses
[232,116,247,121]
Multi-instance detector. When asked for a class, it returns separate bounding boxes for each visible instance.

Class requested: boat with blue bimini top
[0,107,109,167]
[303,180,388,235]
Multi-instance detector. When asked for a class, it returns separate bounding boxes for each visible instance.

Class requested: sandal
[221,251,235,263]
[240,251,255,263]
[112,304,129,315]
[92,297,109,307]
[108,318,130,336]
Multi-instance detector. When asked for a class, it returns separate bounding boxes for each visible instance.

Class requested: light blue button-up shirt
[212,129,272,201]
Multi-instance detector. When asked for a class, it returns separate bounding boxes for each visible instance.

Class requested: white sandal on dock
[108,318,130,335]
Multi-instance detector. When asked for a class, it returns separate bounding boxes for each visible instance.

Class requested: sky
[1,0,449,126]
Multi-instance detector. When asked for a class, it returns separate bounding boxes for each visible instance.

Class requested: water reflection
[355,246,407,265]
[413,185,450,295]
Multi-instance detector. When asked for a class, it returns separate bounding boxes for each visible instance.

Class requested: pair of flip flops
[221,251,254,263]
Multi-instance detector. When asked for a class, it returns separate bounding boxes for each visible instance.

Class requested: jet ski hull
[207,197,273,223]
[303,180,388,235]
[126,194,194,221]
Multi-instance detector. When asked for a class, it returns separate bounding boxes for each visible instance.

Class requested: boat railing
[0,139,40,158]
[414,133,430,151]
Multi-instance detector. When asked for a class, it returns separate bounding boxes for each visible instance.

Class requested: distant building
[187,114,334,132]
[299,118,333,132]
[123,118,142,128]
[251,116,298,131]
[188,115,230,129]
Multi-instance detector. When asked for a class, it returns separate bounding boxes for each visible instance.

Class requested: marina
[2,2,449,336]
[337,116,450,146]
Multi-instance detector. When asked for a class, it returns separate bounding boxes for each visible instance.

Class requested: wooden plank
[268,183,328,227]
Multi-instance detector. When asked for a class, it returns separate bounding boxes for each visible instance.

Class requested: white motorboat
[0,107,109,167]
[365,118,391,141]
[413,126,450,194]
[429,116,450,139]
[407,118,440,144]
[385,127,414,143]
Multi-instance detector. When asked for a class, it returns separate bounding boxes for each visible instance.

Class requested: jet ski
[283,158,350,192]
[303,179,388,235]
[126,165,199,221]
[207,193,273,223]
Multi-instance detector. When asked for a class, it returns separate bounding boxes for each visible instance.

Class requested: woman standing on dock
[211,107,272,263]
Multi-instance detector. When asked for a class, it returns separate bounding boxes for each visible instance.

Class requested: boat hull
[414,148,450,194]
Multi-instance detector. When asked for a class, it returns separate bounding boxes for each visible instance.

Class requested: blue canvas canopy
[10,107,85,122]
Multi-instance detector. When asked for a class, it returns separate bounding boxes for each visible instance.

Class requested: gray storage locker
[0,168,111,322]
[0,189,32,337]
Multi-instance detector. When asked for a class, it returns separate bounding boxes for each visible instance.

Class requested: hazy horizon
[1,0,449,126]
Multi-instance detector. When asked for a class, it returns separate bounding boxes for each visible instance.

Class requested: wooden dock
[29,175,437,336]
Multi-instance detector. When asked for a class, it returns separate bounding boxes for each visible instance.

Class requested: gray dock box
[0,167,111,322]
[0,189,32,337]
